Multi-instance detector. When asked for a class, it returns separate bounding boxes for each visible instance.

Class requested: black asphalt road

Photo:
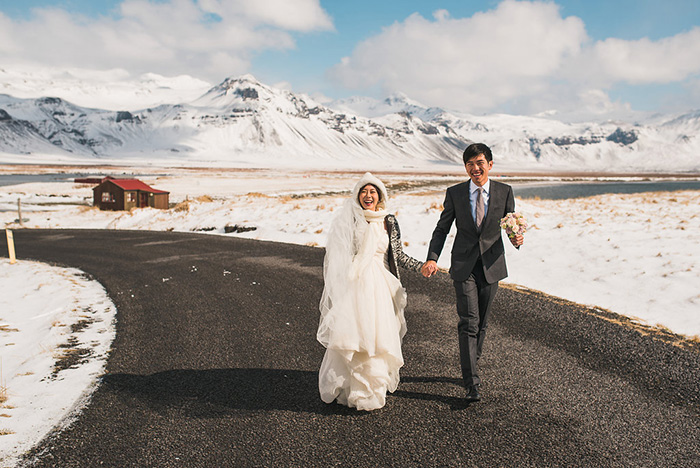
[5,229,700,468]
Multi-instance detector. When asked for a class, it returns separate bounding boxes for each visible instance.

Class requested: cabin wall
[152,193,169,209]
[93,183,124,211]
[124,191,138,210]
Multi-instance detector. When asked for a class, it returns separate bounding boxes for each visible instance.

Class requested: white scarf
[350,207,389,278]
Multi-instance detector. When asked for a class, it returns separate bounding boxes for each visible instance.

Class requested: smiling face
[465,153,493,187]
[358,184,380,211]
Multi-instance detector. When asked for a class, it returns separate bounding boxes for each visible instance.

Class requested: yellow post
[18,198,24,227]
[6,229,16,264]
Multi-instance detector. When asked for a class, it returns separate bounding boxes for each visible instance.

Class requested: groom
[422,143,523,402]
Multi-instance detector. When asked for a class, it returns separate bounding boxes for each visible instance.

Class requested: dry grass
[0,429,15,435]
[172,200,191,212]
[0,359,6,406]
[503,283,700,352]
[409,190,446,197]
[195,195,214,203]
[0,325,19,333]
[245,192,270,198]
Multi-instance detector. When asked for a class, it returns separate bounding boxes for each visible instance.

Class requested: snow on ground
[2,172,698,340]
[1,170,699,464]
[510,193,700,337]
[0,259,116,467]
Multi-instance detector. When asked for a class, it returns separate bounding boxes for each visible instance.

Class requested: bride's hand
[421,260,439,277]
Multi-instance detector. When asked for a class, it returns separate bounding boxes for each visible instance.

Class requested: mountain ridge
[0,75,698,172]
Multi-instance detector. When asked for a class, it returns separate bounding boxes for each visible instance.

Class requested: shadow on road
[393,389,471,410]
[395,376,472,410]
[103,370,470,415]
[103,368,369,417]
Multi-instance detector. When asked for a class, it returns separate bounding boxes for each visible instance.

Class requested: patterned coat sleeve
[386,214,423,279]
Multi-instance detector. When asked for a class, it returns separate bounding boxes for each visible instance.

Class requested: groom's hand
[421,260,439,277]
[510,234,524,248]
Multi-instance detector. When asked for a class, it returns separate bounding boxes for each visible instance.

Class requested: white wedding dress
[318,222,407,411]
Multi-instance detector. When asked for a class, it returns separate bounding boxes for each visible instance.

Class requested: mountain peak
[211,74,266,95]
[383,92,426,109]
[220,74,261,87]
[193,74,271,107]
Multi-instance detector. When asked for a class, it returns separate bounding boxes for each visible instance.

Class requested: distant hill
[1,75,699,172]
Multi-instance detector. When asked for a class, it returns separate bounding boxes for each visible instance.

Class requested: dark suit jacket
[427,180,515,283]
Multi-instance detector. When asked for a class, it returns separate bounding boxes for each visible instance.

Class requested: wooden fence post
[18,198,24,227]
[5,230,16,264]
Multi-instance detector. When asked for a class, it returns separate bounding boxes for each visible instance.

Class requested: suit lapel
[457,180,505,235]
[456,182,478,234]
[483,181,504,232]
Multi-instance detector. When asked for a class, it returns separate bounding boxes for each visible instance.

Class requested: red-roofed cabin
[93,177,170,211]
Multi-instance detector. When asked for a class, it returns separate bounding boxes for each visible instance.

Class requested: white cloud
[329,0,700,119]
[523,86,637,122]
[272,80,293,91]
[688,78,700,103]
[0,0,333,82]
[310,91,333,104]
[329,1,586,114]
[573,27,700,86]
[199,0,333,32]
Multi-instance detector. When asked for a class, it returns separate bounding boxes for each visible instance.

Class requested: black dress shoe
[465,385,481,402]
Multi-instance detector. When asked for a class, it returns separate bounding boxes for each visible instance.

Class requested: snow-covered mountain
[333,94,700,173]
[332,92,446,122]
[0,74,699,172]
[0,75,469,168]
[0,68,211,111]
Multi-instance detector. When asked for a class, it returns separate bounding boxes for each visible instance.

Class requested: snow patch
[0,259,116,467]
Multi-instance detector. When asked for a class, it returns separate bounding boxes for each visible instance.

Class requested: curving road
[5,229,700,467]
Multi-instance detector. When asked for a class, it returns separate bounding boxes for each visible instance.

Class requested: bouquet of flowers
[500,212,528,238]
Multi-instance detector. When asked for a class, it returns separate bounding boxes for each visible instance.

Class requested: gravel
[7,229,699,468]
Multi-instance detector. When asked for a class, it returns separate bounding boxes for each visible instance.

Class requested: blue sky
[1,0,699,120]
[256,1,700,107]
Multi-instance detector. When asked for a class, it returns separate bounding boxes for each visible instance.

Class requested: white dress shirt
[469,179,490,224]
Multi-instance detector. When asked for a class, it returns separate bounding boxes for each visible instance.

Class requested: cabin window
[102,192,114,203]
[127,192,136,202]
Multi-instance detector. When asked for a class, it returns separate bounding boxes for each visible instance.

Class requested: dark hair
[463,143,493,164]
[358,183,382,202]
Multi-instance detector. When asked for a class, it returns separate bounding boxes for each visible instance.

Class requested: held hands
[422,235,523,278]
[421,260,439,278]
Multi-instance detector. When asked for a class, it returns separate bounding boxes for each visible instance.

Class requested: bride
[317,172,424,410]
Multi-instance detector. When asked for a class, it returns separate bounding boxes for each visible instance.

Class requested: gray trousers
[453,259,499,388]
